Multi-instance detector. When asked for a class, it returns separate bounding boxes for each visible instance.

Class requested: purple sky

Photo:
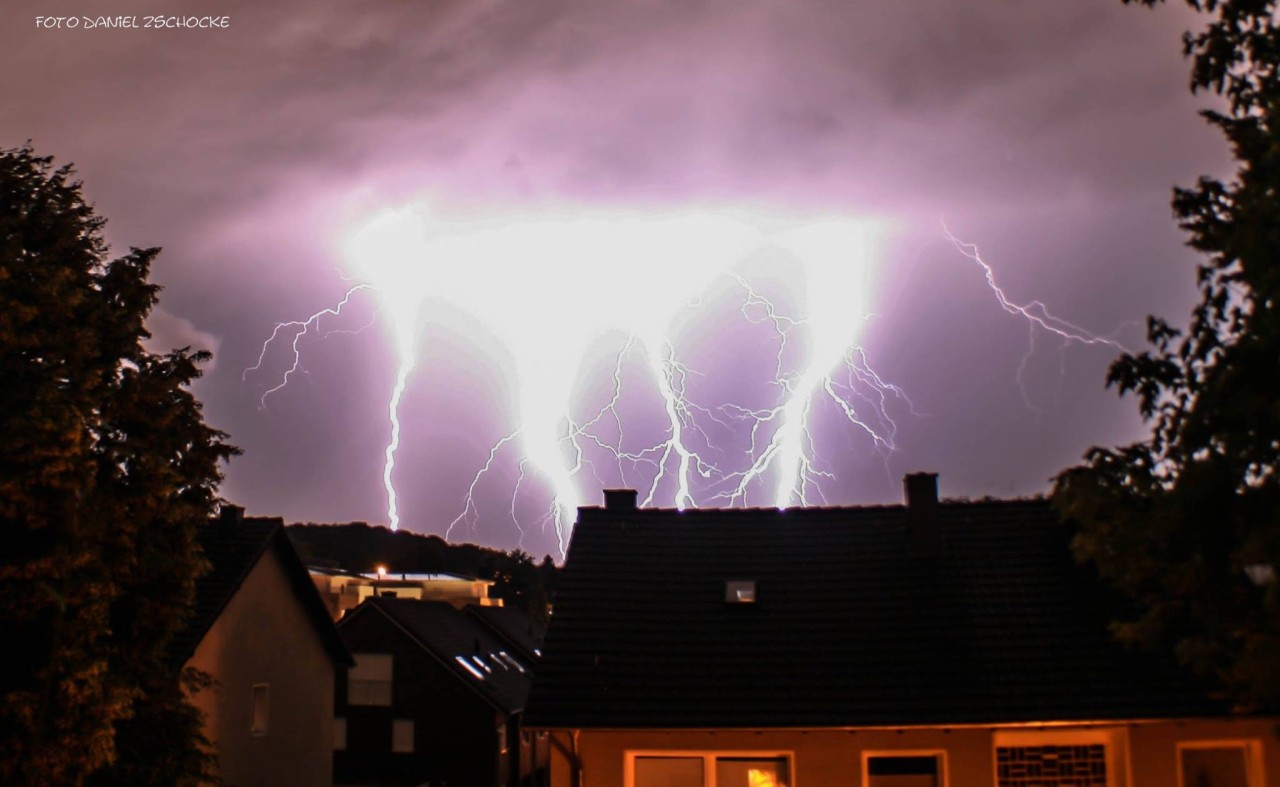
[2,0,1230,559]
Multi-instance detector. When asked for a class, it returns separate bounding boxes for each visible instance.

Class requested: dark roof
[347,597,534,715]
[525,498,1223,729]
[172,515,352,666]
[465,605,545,664]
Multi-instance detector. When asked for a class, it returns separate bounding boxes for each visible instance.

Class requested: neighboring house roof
[465,605,546,664]
[172,511,353,666]
[525,481,1223,730]
[345,597,534,715]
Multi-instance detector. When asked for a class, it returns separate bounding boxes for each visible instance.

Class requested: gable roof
[172,513,352,666]
[525,493,1223,730]
[347,597,534,715]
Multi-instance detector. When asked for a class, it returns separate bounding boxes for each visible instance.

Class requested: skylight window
[455,655,486,680]
[494,651,527,673]
[725,580,757,604]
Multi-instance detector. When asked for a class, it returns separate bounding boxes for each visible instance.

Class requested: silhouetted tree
[0,145,236,784]
[1054,1,1280,710]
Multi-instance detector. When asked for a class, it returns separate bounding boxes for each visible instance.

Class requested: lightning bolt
[247,206,910,553]
[242,284,374,408]
[943,223,1134,409]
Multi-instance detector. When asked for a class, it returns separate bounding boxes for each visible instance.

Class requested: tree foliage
[0,145,237,784]
[1054,0,1280,710]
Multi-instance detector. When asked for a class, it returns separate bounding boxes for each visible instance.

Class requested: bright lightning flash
[250,205,905,552]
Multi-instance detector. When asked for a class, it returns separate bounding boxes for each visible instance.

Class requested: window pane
[350,653,393,681]
[634,756,703,787]
[716,757,790,787]
[250,684,269,735]
[392,719,414,753]
[348,679,393,706]
[868,755,938,787]
[1181,747,1250,787]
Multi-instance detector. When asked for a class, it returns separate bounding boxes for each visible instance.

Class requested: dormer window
[724,580,756,604]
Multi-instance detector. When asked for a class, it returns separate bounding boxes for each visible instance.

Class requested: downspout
[549,729,583,787]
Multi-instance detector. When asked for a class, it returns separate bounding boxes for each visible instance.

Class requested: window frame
[1176,740,1265,787]
[862,748,949,787]
[624,749,795,787]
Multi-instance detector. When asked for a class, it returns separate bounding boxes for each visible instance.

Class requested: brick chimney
[903,472,938,550]
[603,488,638,511]
[219,503,245,525]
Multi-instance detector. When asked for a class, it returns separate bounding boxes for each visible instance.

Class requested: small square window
[392,719,414,753]
[725,580,756,604]
[250,684,269,736]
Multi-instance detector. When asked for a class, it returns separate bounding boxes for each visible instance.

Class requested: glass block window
[996,744,1107,787]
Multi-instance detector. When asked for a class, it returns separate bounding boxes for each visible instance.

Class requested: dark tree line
[1055,0,1280,711]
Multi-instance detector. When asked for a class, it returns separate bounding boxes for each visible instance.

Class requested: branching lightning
[944,224,1129,349]
[246,205,916,552]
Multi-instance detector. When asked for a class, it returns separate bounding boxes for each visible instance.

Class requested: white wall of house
[189,549,336,787]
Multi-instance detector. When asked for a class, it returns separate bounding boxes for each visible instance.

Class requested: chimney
[219,503,245,525]
[603,488,638,511]
[903,472,938,550]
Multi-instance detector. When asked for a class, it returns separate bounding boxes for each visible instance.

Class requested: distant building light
[725,580,757,604]
[1245,564,1275,586]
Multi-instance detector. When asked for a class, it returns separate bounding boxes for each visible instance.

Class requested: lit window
[250,684,269,736]
[392,719,414,753]
[333,717,347,751]
[725,580,757,604]
[632,754,790,787]
[348,653,393,706]
[1180,742,1260,787]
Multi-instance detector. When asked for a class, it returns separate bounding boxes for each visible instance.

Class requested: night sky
[1,0,1230,558]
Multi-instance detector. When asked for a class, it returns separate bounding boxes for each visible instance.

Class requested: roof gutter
[524,714,1273,735]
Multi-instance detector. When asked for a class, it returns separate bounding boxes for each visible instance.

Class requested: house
[172,507,353,787]
[309,565,503,620]
[524,477,1278,787]
[334,597,549,787]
